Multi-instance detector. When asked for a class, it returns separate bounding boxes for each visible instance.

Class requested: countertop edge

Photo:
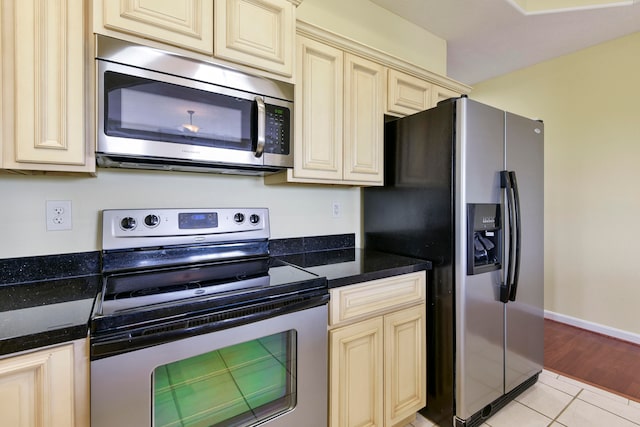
[1,244,432,358]
[326,262,431,288]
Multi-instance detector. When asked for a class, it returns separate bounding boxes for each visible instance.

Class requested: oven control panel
[102,208,269,251]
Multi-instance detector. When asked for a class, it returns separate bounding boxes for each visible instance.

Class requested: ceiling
[370,0,640,85]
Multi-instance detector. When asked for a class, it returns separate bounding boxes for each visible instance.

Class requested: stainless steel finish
[91,304,329,427]
[93,206,329,427]
[102,208,269,251]
[455,98,544,421]
[455,99,506,419]
[504,112,544,394]
[255,96,266,158]
[95,35,293,174]
[363,97,543,425]
[96,35,293,100]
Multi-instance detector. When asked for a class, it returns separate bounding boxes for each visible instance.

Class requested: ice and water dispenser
[467,204,502,275]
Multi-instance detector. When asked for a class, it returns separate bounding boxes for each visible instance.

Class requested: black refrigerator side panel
[363,99,457,425]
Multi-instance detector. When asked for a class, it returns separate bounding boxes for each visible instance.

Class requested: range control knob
[234,213,245,223]
[120,217,137,230]
[249,214,260,224]
[144,214,160,227]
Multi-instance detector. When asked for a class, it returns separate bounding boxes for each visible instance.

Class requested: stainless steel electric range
[90,208,329,427]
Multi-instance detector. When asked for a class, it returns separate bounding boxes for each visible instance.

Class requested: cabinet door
[386,68,432,116]
[0,344,74,427]
[384,304,427,427]
[2,0,92,172]
[294,36,343,181]
[99,0,214,55]
[329,317,384,427]
[214,0,294,76]
[431,85,460,106]
[343,54,384,184]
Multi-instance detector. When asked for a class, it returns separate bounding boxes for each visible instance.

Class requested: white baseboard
[544,310,640,346]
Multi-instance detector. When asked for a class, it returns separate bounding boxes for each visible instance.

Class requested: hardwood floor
[544,318,640,402]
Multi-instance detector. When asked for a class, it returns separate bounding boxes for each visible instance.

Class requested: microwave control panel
[265,105,290,155]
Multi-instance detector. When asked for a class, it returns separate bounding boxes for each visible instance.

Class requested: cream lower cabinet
[386,68,460,117]
[0,0,94,173]
[329,271,427,427]
[94,0,296,78]
[265,35,384,185]
[0,340,89,427]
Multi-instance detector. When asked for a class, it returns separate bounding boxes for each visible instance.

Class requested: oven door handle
[90,291,329,360]
[253,96,266,158]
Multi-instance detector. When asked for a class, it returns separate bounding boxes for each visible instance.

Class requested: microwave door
[97,62,264,167]
[95,36,295,174]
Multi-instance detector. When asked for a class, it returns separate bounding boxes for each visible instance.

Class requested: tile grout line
[573,392,640,426]
[510,379,576,424]
[499,398,562,426]
[546,389,582,426]
[544,386,640,427]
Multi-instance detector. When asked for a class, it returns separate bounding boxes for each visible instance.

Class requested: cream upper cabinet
[0,340,89,427]
[214,0,294,77]
[292,36,344,181]
[386,67,462,117]
[266,35,384,186]
[431,84,460,106]
[343,53,384,183]
[97,0,215,55]
[265,23,470,187]
[328,272,427,427]
[94,0,296,77]
[0,0,94,173]
[386,68,432,116]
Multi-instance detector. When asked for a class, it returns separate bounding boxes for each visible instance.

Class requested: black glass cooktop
[91,257,326,333]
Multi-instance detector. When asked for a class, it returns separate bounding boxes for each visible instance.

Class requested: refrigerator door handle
[508,171,522,301]
[500,170,515,303]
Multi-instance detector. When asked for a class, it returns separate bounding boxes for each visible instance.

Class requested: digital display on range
[178,212,218,229]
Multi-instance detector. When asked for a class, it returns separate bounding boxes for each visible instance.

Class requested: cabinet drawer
[329,271,426,326]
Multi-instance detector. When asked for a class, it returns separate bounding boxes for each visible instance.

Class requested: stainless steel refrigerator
[363,97,544,427]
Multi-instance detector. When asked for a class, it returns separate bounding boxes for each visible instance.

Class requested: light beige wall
[471,32,640,334]
[1,2,449,261]
[0,170,360,259]
[297,0,447,75]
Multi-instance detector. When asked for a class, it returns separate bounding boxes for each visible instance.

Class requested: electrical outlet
[46,200,72,231]
[332,201,341,218]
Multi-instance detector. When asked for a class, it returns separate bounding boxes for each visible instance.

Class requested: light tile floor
[408,370,640,427]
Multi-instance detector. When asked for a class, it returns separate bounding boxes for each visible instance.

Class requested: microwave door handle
[254,96,266,158]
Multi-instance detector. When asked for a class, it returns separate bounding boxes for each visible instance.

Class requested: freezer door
[504,112,544,394]
[455,99,505,419]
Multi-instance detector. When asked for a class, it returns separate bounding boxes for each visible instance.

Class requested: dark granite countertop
[0,252,100,357]
[0,234,431,358]
[277,248,431,288]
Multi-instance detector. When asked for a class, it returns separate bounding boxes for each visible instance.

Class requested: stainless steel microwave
[95,36,293,175]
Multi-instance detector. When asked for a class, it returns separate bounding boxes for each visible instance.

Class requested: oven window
[153,330,297,427]
[104,71,254,151]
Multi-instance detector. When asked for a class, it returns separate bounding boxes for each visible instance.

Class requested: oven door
[91,304,327,427]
